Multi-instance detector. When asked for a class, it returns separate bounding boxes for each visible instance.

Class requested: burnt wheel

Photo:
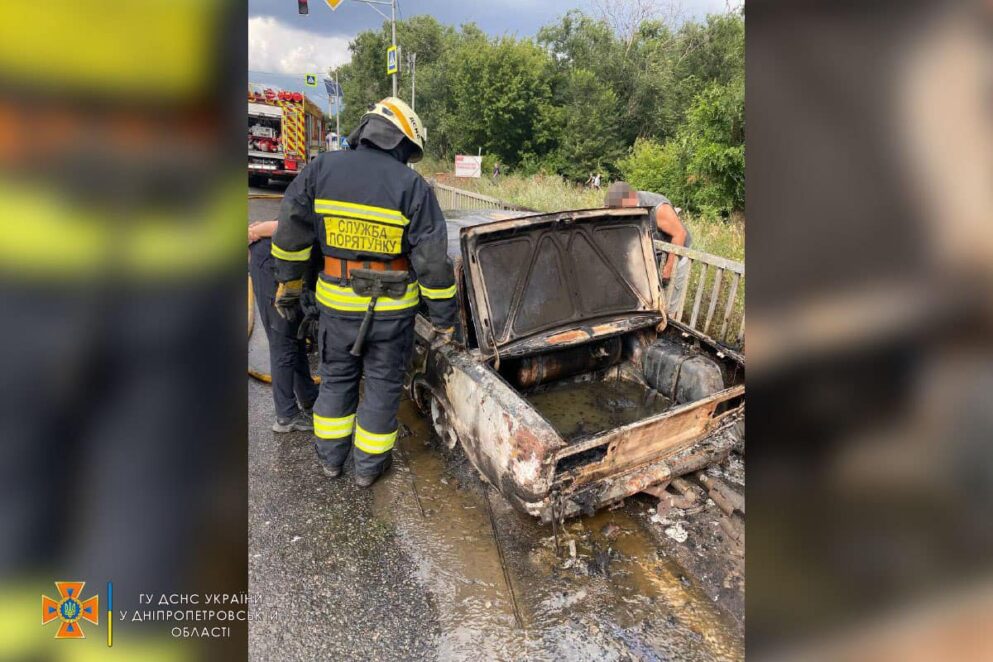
[429,394,459,450]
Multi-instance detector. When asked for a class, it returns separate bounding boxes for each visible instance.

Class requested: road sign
[386,45,398,76]
[305,74,318,87]
[455,155,482,178]
[325,0,344,9]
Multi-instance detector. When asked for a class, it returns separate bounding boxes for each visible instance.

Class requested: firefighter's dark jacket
[272,145,457,329]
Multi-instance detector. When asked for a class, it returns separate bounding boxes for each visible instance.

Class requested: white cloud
[249,16,352,75]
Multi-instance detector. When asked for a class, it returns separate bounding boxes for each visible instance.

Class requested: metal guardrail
[429,181,536,212]
[655,240,745,351]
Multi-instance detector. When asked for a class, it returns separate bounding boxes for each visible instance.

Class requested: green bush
[618,137,690,206]
[618,76,743,217]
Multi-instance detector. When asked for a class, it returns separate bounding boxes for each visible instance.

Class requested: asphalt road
[248,381,442,661]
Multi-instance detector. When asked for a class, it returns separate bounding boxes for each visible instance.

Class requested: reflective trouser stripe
[419,283,456,300]
[354,424,397,454]
[316,279,420,313]
[314,413,355,439]
[313,199,409,226]
[271,243,312,261]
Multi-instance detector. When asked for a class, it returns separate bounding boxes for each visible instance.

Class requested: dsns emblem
[42,582,99,638]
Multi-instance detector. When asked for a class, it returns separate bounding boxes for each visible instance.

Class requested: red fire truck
[248,84,326,187]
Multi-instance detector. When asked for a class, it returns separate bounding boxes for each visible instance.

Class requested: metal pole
[335,69,341,147]
[411,52,416,111]
[391,0,397,97]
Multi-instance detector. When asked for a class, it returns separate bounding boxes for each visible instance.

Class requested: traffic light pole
[409,52,416,110]
[391,0,397,97]
[335,69,341,141]
[351,0,397,97]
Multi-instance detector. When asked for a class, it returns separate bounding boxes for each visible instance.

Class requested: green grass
[417,157,603,212]
[682,213,744,263]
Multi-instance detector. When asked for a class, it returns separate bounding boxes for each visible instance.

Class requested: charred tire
[409,378,431,414]
[428,394,460,450]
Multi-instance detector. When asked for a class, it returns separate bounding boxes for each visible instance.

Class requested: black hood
[347,115,416,163]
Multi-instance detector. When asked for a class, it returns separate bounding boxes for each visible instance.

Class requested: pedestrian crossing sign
[386,46,398,76]
[305,74,318,87]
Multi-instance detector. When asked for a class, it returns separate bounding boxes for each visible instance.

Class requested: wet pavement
[248,314,744,660]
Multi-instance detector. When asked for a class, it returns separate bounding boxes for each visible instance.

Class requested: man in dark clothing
[270,97,457,487]
[249,222,319,432]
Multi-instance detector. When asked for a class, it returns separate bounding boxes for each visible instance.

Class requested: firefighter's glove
[300,288,319,318]
[296,315,319,345]
[295,288,320,344]
[274,279,304,322]
[430,326,455,350]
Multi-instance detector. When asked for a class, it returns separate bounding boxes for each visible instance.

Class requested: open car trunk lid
[461,208,664,358]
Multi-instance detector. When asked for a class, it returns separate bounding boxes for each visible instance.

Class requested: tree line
[337,10,744,217]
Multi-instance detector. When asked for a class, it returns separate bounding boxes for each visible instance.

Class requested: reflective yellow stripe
[316,279,420,313]
[314,413,355,440]
[354,424,397,454]
[420,283,456,300]
[314,199,409,226]
[271,243,312,261]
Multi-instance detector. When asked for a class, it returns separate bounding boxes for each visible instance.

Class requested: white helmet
[362,97,425,162]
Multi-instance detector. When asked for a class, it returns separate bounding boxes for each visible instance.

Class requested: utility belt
[324,256,410,281]
[317,257,419,354]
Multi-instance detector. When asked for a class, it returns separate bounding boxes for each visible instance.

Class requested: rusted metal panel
[553,385,745,487]
[668,319,746,366]
[511,337,622,389]
[528,428,740,522]
[461,207,663,358]
[500,315,663,358]
[413,336,565,504]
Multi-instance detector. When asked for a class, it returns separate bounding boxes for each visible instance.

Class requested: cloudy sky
[249,0,733,102]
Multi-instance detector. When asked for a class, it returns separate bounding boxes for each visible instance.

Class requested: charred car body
[407,207,744,522]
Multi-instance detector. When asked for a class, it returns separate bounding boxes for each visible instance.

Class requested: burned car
[407,207,744,522]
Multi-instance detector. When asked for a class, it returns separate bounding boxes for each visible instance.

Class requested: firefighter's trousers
[250,240,319,419]
[313,312,415,476]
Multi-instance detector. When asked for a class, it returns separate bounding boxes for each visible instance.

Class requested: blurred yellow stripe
[0,179,242,278]
[0,0,215,98]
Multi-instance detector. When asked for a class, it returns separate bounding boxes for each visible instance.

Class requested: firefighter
[271,97,456,488]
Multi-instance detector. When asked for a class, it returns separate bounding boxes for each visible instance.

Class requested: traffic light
[298,0,309,15]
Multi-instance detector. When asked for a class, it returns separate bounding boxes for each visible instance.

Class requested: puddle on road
[373,400,743,661]
[526,380,671,441]
[373,403,524,659]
